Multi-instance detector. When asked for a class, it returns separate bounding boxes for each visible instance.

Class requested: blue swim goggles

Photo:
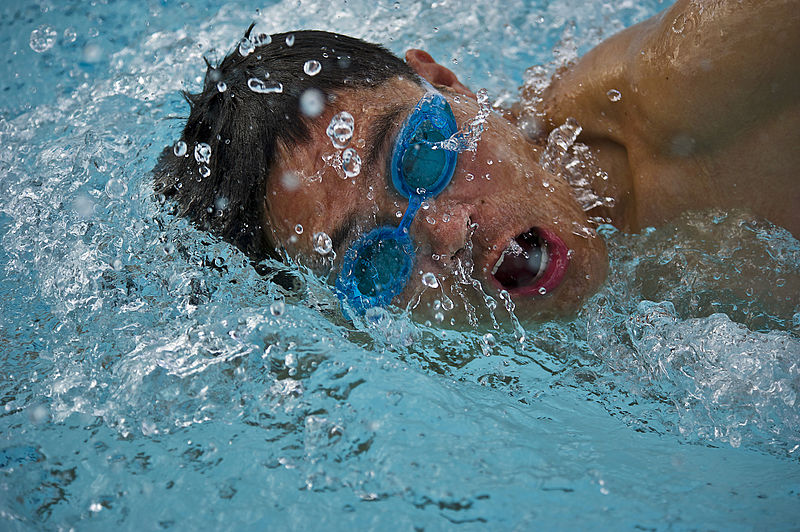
[335,83,459,314]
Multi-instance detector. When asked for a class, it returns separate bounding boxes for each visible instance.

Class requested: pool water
[1,0,799,529]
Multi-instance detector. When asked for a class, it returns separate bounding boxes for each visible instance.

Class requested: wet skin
[266,77,608,323]
[265,0,799,322]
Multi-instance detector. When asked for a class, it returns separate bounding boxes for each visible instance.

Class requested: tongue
[493,229,546,289]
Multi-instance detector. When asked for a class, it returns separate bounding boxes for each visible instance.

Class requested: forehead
[265,77,426,248]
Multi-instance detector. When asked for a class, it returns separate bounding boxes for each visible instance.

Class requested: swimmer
[153,0,799,321]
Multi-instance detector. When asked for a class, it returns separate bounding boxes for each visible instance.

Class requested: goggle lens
[336,87,459,315]
[401,121,448,190]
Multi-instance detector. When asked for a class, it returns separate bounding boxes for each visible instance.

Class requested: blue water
[2,0,799,529]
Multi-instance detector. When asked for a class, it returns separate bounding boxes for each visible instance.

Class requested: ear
[405,49,476,99]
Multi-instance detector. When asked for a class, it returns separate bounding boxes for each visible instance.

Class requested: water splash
[541,118,615,212]
[433,88,492,153]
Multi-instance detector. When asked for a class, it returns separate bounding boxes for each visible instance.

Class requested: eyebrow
[330,212,358,254]
[364,102,413,178]
[329,101,415,255]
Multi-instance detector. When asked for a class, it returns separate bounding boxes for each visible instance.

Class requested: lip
[488,227,570,297]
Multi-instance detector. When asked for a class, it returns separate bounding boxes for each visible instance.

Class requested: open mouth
[490,227,569,296]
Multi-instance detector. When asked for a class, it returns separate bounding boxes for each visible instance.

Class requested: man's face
[266,77,607,323]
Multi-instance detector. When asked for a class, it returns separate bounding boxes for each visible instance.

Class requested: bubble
[303,59,322,76]
[434,312,444,322]
[199,165,211,178]
[105,178,128,199]
[238,37,255,57]
[217,81,227,93]
[299,88,325,117]
[442,214,450,223]
[285,34,295,47]
[194,142,211,164]
[607,89,622,102]
[425,216,436,225]
[294,224,304,235]
[465,173,474,182]
[30,25,57,53]
[173,140,187,157]
[313,232,333,255]
[421,272,439,289]
[326,111,355,149]
[341,148,362,178]
[538,286,547,295]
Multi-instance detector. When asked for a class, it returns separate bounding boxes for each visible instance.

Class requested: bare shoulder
[535,0,800,235]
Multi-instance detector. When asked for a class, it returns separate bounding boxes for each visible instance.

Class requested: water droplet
[217,81,227,92]
[538,286,547,295]
[285,34,295,47]
[281,171,300,191]
[248,78,282,94]
[465,173,474,182]
[215,196,229,211]
[395,210,403,218]
[421,272,439,288]
[252,32,272,46]
[421,201,430,210]
[481,332,496,356]
[30,25,57,53]
[82,42,103,63]
[194,142,211,164]
[112,258,123,270]
[199,165,211,178]
[607,89,622,102]
[270,300,285,316]
[63,27,77,43]
[173,140,187,157]
[425,216,436,225]
[442,214,450,223]
[312,232,333,255]
[213,257,224,267]
[434,312,444,322]
[294,224,304,235]
[303,59,322,76]
[326,111,355,149]
[299,88,325,117]
[341,148,362,178]
[238,37,255,57]
[105,178,128,199]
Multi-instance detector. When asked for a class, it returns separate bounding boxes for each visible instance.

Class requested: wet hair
[152,28,419,267]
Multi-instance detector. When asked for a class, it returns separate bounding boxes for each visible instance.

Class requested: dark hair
[152,28,419,265]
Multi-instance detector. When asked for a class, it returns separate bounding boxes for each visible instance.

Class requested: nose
[410,200,474,262]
